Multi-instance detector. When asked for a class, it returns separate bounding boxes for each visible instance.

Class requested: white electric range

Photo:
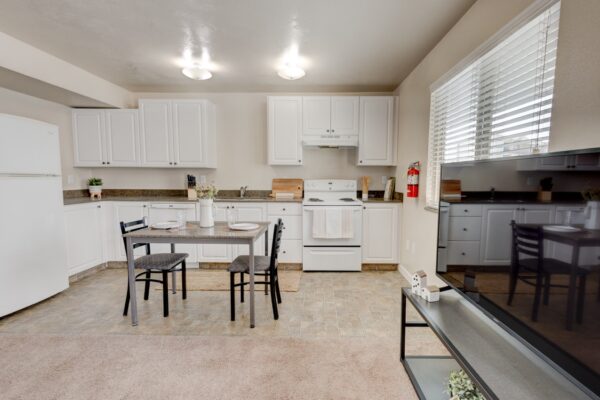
[302,180,363,271]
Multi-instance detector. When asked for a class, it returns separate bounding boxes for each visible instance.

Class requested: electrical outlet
[199,175,207,185]
[405,240,411,251]
[410,242,416,254]
[67,175,75,185]
[526,176,535,186]
[381,175,388,185]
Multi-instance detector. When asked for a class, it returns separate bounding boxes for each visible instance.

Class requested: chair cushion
[134,253,188,270]
[227,255,273,273]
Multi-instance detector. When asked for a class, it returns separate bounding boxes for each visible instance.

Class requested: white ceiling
[0,0,475,92]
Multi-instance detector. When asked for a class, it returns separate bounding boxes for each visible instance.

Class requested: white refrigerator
[0,113,68,317]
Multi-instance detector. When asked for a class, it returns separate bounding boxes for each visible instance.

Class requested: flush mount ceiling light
[277,63,306,80]
[182,64,212,80]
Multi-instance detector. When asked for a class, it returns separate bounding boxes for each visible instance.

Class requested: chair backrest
[120,218,150,257]
[268,218,284,273]
[511,220,544,263]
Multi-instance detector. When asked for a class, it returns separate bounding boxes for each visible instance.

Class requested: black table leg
[566,245,580,330]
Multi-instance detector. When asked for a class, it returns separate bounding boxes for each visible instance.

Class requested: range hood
[303,136,358,148]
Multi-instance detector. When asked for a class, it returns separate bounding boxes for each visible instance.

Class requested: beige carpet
[155,269,302,292]
[0,334,418,400]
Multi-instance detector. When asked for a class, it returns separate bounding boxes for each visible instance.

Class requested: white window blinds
[426,1,561,209]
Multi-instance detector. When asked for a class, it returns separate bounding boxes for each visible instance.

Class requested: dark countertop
[64,196,303,206]
[361,198,403,204]
[444,198,587,205]
[442,191,587,205]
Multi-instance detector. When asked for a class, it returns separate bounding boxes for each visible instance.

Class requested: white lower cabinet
[112,202,148,261]
[147,203,198,262]
[361,203,400,263]
[197,203,232,262]
[64,203,104,275]
[267,202,303,263]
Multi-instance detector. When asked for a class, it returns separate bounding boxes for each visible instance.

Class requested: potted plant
[88,177,103,199]
[196,184,219,227]
[538,177,553,202]
[447,370,484,400]
[582,188,600,230]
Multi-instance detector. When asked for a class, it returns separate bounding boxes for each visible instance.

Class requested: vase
[198,198,215,228]
[584,200,600,230]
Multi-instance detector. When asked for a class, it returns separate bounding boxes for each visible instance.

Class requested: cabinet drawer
[268,215,302,240]
[450,204,482,217]
[267,203,302,216]
[278,240,302,263]
[448,217,481,241]
[447,241,480,265]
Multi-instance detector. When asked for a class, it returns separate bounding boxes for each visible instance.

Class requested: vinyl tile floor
[0,268,439,346]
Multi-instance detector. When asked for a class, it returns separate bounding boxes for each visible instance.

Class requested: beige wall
[0,87,89,189]
[394,0,600,282]
[91,92,395,191]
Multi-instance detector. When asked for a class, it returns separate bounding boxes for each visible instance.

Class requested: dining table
[524,224,600,330]
[122,220,270,328]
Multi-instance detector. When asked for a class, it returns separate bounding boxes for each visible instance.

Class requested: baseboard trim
[398,264,413,282]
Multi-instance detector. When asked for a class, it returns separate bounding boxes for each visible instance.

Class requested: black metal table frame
[400,288,497,400]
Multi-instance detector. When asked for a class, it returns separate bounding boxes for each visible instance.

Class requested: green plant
[447,370,484,400]
[87,177,103,186]
[582,188,600,201]
[539,177,553,191]
[196,184,218,199]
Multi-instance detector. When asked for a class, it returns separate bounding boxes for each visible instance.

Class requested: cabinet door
[139,100,173,167]
[331,96,359,137]
[302,97,331,136]
[64,203,104,275]
[113,202,148,261]
[198,203,233,262]
[267,97,302,165]
[72,109,105,167]
[231,203,267,257]
[172,100,207,167]
[362,204,398,263]
[538,155,569,170]
[358,96,395,166]
[105,110,140,167]
[571,153,600,170]
[147,204,197,261]
[480,206,518,265]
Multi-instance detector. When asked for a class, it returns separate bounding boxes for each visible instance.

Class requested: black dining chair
[228,219,284,321]
[121,218,189,317]
[508,221,590,324]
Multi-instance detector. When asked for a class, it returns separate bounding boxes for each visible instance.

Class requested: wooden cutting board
[441,180,461,198]
[271,179,304,199]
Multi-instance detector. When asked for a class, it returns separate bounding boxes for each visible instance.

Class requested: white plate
[228,223,259,231]
[543,225,581,233]
[151,221,181,230]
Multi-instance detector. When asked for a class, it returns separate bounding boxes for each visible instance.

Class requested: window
[426,1,561,209]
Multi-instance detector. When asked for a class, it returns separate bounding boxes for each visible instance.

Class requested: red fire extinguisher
[407,161,420,198]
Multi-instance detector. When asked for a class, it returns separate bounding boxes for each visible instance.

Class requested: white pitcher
[198,198,215,228]
[584,201,600,230]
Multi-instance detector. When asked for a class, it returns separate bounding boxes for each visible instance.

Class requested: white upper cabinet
[73,109,140,167]
[358,96,395,166]
[139,99,217,168]
[267,96,303,165]
[105,109,140,167]
[517,153,600,171]
[139,100,173,167]
[303,96,359,137]
[72,109,105,167]
[331,96,359,137]
[303,97,332,136]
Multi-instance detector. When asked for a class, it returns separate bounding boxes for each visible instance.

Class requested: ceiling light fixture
[182,64,212,80]
[278,63,306,80]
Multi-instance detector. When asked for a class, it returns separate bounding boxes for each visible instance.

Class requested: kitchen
[1,0,600,399]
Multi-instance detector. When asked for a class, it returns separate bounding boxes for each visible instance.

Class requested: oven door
[302,205,362,246]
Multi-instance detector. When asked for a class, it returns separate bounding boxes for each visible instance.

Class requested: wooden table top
[123,221,270,240]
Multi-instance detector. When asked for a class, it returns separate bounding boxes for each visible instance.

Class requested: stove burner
[339,198,355,202]
[308,198,324,202]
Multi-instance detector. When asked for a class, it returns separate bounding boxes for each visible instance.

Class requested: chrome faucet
[490,186,496,200]
[240,185,248,198]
